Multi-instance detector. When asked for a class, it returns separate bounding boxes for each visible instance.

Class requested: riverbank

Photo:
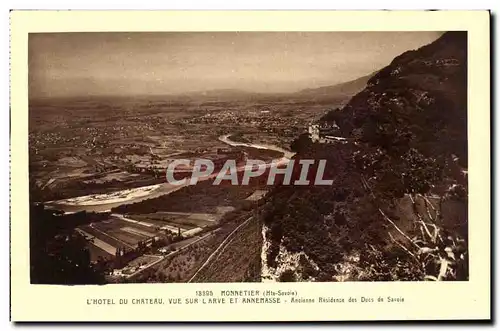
[45,133,294,213]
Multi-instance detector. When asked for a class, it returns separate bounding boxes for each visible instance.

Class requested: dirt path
[126,231,216,279]
[187,216,253,283]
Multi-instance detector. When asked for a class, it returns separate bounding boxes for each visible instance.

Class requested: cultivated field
[132,232,221,282]
[77,215,165,262]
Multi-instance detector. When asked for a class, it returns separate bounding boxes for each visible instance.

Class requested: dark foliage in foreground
[29,203,107,284]
[29,180,107,284]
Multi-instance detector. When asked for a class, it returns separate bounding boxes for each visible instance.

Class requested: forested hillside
[262,32,468,282]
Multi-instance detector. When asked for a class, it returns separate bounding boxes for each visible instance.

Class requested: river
[219,134,295,159]
[45,134,294,213]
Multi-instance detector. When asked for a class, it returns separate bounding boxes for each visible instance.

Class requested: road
[125,230,217,279]
[187,216,253,283]
[219,134,296,159]
[126,215,252,282]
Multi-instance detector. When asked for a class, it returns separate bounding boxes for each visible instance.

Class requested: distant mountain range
[31,71,376,105]
[173,72,375,103]
[295,72,376,99]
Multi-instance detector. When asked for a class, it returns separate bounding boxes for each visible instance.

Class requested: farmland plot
[76,228,117,256]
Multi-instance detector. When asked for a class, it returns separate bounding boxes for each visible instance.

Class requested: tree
[290,133,312,153]
[30,204,106,285]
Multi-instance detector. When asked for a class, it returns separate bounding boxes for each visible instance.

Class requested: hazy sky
[29,32,442,98]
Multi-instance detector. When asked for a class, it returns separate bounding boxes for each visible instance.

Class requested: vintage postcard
[10,11,490,322]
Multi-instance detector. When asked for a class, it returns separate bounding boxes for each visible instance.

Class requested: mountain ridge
[30,73,377,104]
[258,31,469,282]
[296,71,376,97]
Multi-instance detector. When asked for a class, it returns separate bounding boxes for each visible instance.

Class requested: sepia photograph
[9,9,492,322]
[27,30,469,285]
